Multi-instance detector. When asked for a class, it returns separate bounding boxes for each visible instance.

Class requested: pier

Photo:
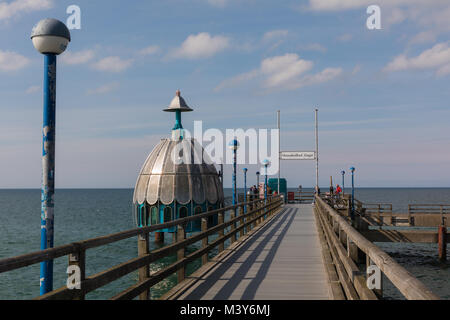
[0,193,444,300]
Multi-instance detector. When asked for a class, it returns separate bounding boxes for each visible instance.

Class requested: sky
[0,0,449,188]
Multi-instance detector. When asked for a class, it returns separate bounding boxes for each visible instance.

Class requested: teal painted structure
[268,178,287,199]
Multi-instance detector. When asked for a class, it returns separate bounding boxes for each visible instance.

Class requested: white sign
[280,151,316,160]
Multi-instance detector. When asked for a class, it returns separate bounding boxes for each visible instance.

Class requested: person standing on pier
[335,184,342,200]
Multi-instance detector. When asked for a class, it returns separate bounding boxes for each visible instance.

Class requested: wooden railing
[287,191,315,203]
[364,203,393,215]
[314,195,439,300]
[359,203,450,227]
[408,204,450,214]
[0,196,283,300]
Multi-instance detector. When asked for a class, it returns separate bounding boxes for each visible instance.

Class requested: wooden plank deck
[167,204,330,300]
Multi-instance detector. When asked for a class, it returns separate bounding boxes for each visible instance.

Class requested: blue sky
[0,0,449,188]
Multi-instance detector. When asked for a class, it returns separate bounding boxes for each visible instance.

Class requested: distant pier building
[133,91,224,238]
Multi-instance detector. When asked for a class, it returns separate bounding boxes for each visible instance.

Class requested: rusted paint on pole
[40,53,57,294]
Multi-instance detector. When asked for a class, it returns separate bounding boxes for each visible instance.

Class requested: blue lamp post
[228,139,239,205]
[350,167,355,220]
[262,159,270,200]
[31,18,71,295]
[341,170,345,195]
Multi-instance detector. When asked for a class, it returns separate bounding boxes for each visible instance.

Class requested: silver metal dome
[133,138,223,206]
[31,18,71,41]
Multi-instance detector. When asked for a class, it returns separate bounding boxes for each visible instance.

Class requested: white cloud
[25,85,40,94]
[138,45,160,56]
[60,49,95,65]
[0,0,53,20]
[384,42,450,76]
[300,43,327,53]
[263,29,289,42]
[168,32,230,60]
[0,50,29,71]
[308,0,447,11]
[260,54,314,88]
[297,67,343,87]
[214,69,259,92]
[409,31,437,45]
[308,0,450,35]
[216,53,342,92]
[87,82,119,95]
[91,56,133,73]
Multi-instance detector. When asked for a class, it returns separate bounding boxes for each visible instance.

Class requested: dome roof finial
[163,90,193,112]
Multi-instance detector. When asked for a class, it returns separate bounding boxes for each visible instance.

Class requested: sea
[0,188,448,300]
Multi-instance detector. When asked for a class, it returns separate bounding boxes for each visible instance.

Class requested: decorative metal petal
[141,139,166,174]
[163,141,176,174]
[176,173,190,204]
[134,174,149,205]
[215,175,224,203]
[160,175,174,205]
[147,175,160,205]
[191,174,205,204]
[152,139,170,174]
[205,175,218,204]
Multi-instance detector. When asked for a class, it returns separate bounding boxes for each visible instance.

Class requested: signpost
[280,151,316,161]
[277,109,319,197]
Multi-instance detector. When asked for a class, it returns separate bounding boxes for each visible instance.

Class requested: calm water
[0,188,448,299]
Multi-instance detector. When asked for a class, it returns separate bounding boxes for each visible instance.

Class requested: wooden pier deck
[0,195,440,300]
[164,204,330,300]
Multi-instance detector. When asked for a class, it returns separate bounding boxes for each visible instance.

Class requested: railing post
[339,227,346,247]
[253,201,258,227]
[218,211,224,253]
[68,246,85,300]
[366,255,383,298]
[177,225,185,283]
[438,225,447,261]
[346,236,359,263]
[257,201,262,225]
[346,195,352,218]
[408,204,412,226]
[230,207,236,243]
[137,233,150,300]
[201,218,208,265]
[239,205,245,238]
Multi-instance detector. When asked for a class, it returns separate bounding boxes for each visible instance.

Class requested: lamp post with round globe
[341,170,345,196]
[31,18,71,295]
[228,139,239,205]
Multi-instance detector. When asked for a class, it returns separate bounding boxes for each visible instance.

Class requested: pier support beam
[154,232,164,243]
[201,218,208,266]
[176,226,186,283]
[137,233,150,300]
[438,225,447,261]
